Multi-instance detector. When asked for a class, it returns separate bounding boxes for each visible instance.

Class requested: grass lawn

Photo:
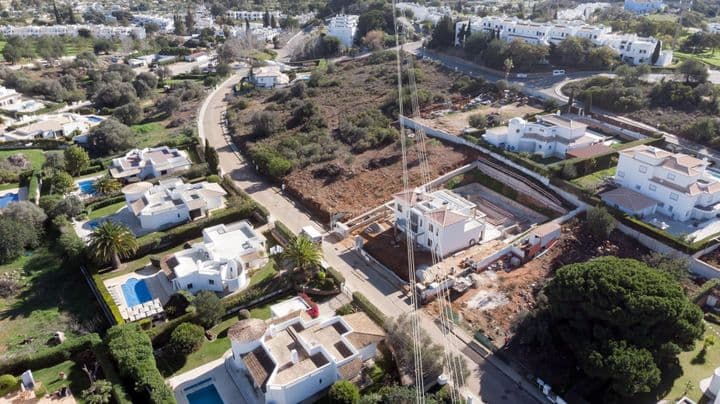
[658,322,720,402]
[0,149,45,170]
[571,167,616,193]
[0,246,102,362]
[0,182,19,191]
[87,201,126,220]
[131,121,169,149]
[674,50,720,68]
[33,359,90,401]
[248,261,278,287]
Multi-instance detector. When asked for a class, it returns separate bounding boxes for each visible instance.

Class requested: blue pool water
[87,116,103,123]
[186,384,224,404]
[121,277,152,308]
[0,193,19,208]
[77,179,96,195]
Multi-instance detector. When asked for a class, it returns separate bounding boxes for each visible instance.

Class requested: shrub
[328,380,360,404]
[0,374,19,397]
[193,290,224,329]
[585,205,616,240]
[169,323,205,355]
[468,113,487,129]
[206,174,220,183]
[237,309,251,320]
[352,292,386,326]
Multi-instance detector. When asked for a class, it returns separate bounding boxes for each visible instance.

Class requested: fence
[80,265,118,326]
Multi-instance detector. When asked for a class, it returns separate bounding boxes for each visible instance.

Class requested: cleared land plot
[415,102,543,135]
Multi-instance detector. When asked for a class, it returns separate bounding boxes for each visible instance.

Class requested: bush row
[86,194,125,211]
[0,333,101,375]
[352,292,387,327]
[221,174,270,220]
[105,324,175,404]
[0,139,67,150]
[90,341,133,404]
[91,273,125,324]
[325,266,345,286]
[222,273,293,313]
[273,220,295,244]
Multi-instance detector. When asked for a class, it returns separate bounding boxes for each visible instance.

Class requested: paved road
[198,71,544,404]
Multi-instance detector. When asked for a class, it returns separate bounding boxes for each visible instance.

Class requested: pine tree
[52,0,62,24]
[245,18,250,33]
[270,14,277,29]
[204,139,220,174]
[263,10,270,27]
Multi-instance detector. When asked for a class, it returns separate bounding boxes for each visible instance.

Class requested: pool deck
[102,266,174,315]
[169,352,258,404]
[74,174,104,199]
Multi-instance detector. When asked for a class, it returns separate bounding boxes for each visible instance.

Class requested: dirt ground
[362,226,434,282]
[416,102,543,135]
[425,220,651,347]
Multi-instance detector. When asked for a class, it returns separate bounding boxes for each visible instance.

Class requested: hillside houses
[109,146,192,182]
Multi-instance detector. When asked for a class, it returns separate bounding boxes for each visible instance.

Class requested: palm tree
[93,176,122,195]
[282,236,321,271]
[88,221,138,269]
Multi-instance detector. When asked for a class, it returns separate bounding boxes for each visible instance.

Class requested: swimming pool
[185,380,224,404]
[121,277,152,308]
[87,116,103,123]
[0,193,19,208]
[77,179,96,195]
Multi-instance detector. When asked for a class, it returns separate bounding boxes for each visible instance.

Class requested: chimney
[290,349,299,364]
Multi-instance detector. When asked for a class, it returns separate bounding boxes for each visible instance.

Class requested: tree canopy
[536,257,704,398]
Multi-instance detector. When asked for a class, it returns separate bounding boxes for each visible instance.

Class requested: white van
[552,69,566,76]
[300,225,323,244]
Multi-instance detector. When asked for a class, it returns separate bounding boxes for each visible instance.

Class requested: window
[669,206,674,212]
[649,184,657,191]
[187,283,193,289]
[427,239,432,247]
[209,279,215,285]
[635,185,641,191]
[667,173,676,181]
[639,165,647,173]
[618,170,625,177]
[429,224,434,232]
[670,192,679,201]
[397,204,402,212]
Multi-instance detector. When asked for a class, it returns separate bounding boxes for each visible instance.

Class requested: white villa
[109,146,192,182]
[455,16,673,66]
[392,189,487,257]
[602,145,720,221]
[165,221,268,294]
[229,308,384,404]
[226,10,282,21]
[557,2,611,21]
[483,114,605,159]
[0,86,21,109]
[326,14,359,48]
[122,178,227,231]
[4,113,103,142]
[249,66,289,88]
[395,2,452,24]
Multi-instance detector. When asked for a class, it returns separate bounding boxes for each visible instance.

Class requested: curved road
[198,71,544,403]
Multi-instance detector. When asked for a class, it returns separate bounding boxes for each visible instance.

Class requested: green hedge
[692,278,720,304]
[91,342,132,404]
[325,266,345,286]
[92,273,125,324]
[27,173,39,203]
[352,292,387,327]
[78,164,105,176]
[552,137,663,180]
[0,139,67,150]
[222,273,293,313]
[87,194,125,211]
[221,174,270,220]
[274,220,295,242]
[106,323,175,404]
[0,334,101,375]
[145,312,196,347]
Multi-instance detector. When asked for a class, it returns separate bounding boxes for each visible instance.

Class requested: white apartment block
[604,145,720,221]
[226,10,283,21]
[122,178,227,231]
[455,16,673,66]
[483,114,605,158]
[166,221,268,294]
[326,14,359,48]
[393,189,487,257]
[0,24,146,39]
[109,146,192,182]
[229,308,384,404]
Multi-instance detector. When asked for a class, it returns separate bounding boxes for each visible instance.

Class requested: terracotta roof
[242,346,274,391]
[343,312,385,349]
[662,155,707,176]
[393,189,426,206]
[601,187,657,212]
[338,357,363,380]
[566,143,614,159]
[228,318,267,343]
[619,145,672,160]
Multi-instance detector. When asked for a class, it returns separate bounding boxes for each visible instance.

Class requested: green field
[675,50,720,68]
[0,149,46,170]
[571,167,616,193]
[33,359,90,401]
[131,121,170,149]
[0,246,102,362]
